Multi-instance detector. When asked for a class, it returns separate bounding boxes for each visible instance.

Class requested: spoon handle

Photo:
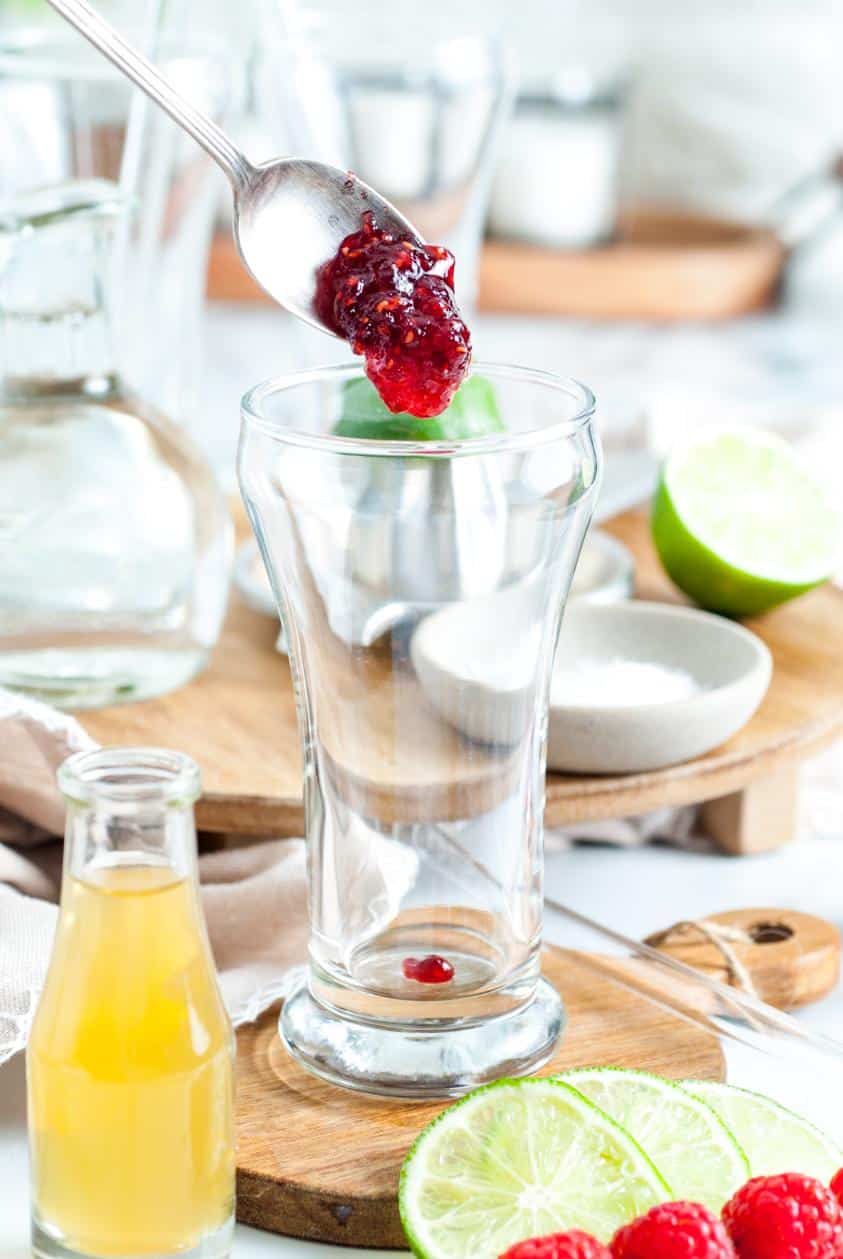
[45,0,253,192]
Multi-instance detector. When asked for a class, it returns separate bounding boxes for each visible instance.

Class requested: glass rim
[58,747,201,806]
[240,361,597,458]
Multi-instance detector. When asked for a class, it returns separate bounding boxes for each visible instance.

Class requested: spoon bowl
[234,160,421,330]
[45,0,422,336]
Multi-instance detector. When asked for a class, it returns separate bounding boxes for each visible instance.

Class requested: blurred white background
[495,0,843,215]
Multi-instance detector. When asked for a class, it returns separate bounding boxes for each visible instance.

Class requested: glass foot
[279,975,565,1099]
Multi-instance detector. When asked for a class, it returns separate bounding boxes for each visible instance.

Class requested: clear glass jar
[0,182,232,707]
[27,747,235,1259]
[239,362,601,1097]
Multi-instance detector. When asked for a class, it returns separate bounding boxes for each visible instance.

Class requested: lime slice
[559,1067,749,1212]
[652,428,839,617]
[335,374,504,441]
[683,1080,843,1181]
[399,1077,669,1258]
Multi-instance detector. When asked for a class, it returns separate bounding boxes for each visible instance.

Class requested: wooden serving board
[207,208,785,323]
[478,209,784,322]
[235,944,725,1249]
[83,509,843,855]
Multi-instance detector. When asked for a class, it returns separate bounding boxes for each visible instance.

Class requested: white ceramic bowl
[412,597,772,775]
[237,530,634,625]
[550,601,772,773]
[411,584,539,749]
[569,530,634,603]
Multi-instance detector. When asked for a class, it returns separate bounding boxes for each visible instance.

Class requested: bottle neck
[0,182,127,406]
[59,749,201,887]
[65,797,198,886]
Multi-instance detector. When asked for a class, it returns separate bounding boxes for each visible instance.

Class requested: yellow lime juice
[28,864,234,1257]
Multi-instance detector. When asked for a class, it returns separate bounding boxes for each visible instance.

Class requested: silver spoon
[45,0,422,334]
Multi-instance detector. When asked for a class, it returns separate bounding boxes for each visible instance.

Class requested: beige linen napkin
[0,688,314,1065]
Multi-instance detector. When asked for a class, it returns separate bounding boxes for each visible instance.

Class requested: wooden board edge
[237,1170,404,1250]
[207,225,784,323]
[196,710,843,837]
[196,794,303,838]
[545,711,843,827]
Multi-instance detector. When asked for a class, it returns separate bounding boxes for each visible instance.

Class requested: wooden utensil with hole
[648,908,841,1011]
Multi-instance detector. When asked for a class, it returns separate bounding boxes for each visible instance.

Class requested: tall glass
[239,363,601,1097]
[27,748,235,1259]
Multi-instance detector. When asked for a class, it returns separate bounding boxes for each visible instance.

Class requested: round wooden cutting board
[83,509,843,855]
[234,945,725,1250]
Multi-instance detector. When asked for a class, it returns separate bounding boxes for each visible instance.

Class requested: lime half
[683,1080,843,1182]
[335,374,504,442]
[399,1078,669,1259]
[652,428,839,617]
[559,1067,749,1213]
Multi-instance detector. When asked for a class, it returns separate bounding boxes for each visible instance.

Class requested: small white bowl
[237,530,635,664]
[569,530,634,604]
[411,584,539,749]
[411,597,772,775]
[548,602,772,773]
[237,530,634,619]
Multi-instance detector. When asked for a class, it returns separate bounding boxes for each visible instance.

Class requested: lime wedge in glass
[652,428,840,617]
[335,374,504,442]
[683,1080,843,1181]
[559,1067,749,1212]
[398,1078,669,1259]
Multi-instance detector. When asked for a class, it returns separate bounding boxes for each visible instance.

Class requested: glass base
[0,647,208,709]
[32,1214,234,1259]
[280,975,565,1099]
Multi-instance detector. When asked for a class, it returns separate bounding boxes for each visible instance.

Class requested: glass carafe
[27,747,235,1259]
[0,16,235,424]
[0,182,231,707]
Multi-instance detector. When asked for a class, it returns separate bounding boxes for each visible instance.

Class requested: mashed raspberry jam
[314,211,471,418]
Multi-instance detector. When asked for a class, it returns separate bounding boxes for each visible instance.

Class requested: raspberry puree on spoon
[314,211,472,418]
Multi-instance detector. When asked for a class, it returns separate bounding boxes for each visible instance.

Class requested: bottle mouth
[58,747,201,806]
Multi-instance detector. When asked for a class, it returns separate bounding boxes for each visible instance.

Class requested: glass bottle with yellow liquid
[27,748,235,1259]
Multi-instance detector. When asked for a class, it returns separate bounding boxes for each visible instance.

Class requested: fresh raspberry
[831,1168,843,1208]
[723,1173,843,1259]
[611,1201,735,1258]
[499,1231,611,1259]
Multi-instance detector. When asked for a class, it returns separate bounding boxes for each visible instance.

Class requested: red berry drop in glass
[314,211,471,418]
[402,954,455,984]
